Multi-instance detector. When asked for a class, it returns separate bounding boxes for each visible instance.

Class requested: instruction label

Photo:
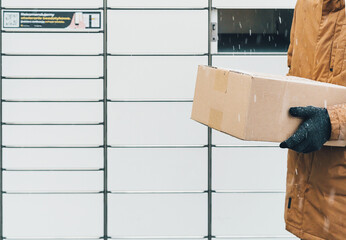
[3,11,101,29]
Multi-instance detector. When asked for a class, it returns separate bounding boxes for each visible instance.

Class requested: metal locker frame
[0,0,294,239]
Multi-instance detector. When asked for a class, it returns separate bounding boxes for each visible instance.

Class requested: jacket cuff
[327,104,345,140]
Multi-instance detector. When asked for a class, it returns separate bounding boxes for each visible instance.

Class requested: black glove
[279,106,331,153]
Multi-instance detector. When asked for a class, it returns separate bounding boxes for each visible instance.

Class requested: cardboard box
[191,65,346,147]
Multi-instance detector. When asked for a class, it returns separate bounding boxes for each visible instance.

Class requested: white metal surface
[3,125,103,145]
[3,103,103,122]
[2,33,103,54]
[2,56,103,78]
[108,56,207,99]
[108,0,208,8]
[3,194,103,237]
[213,193,289,236]
[3,80,103,100]
[108,102,207,145]
[213,148,287,190]
[212,56,289,75]
[3,148,103,169]
[107,10,208,54]
[109,148,207,191]
[4,171,103,191]
[109,194,207,236]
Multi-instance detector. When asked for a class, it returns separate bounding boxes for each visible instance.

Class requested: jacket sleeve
[287,1,298,73]
[327,104,346,140]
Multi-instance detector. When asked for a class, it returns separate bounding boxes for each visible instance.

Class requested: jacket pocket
[332,48,345,77]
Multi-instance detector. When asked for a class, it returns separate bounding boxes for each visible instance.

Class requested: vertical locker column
[0,1,3,238]
[211,1,298,240]
[207,2,213,240]
[1,1,104,239]
[107,0,209,239]
[103,0,108,238]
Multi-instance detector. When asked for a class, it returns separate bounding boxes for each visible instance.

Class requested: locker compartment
[113,239,205,240]
[212,55,289,75]
[109,194,207,236]
[108,10,208,54]
[108,102,207,145]
[2,33,103,54]
[3,125,103,146]
[2,0,103,8]
[3,79,103,100]
[108,56,207,99]
[213,193,288,236]
[4,171,102,192]
[216,9,293,53]
[213,0,297,9]
[2,56,103,78]
[213,148,287,191]
[108,148,207,191]
[3,102,103,122]
[213,238,297,240]
[3,194,102,237]
[108,0,208,8]
[3,148,103,169]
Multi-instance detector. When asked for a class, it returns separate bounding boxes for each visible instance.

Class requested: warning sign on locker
[3,11,101,29]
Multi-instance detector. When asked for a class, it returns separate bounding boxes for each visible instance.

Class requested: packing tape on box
[208,108,223,130]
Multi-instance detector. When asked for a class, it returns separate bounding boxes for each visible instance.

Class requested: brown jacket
[285,0,346,239]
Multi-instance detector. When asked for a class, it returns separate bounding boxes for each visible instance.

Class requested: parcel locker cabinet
[213,9,294,53]
[0,1,299,240]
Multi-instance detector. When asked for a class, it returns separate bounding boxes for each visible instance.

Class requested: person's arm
[327,103,346,140]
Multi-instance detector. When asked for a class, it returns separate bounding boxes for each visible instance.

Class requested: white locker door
[1,2,104,239]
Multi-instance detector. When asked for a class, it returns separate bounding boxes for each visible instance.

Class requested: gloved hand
[279,106,331,153]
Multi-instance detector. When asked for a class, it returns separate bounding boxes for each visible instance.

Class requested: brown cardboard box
[191,65,346,147]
